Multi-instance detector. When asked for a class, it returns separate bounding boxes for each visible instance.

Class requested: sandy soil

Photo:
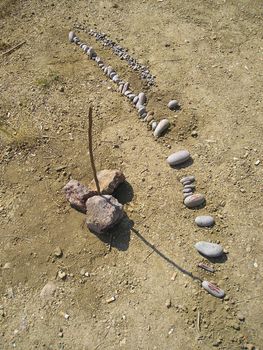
[0,0,263,349]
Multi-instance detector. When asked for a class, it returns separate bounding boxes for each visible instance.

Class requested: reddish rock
[63,179,96,213]
[89,169,125,195]
[86,195,124,234]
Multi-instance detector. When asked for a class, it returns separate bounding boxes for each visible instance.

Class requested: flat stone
[202,280,225,298]
[180,175,195,184]
[195,241,223,258]
[89,169,125,195]
[63,180,96,213]
[167,150,190,166]
[184,184,195,190]
[183,192,193,199]
[151,121,157,130]
[153,119,170,137]
[195,215,215,227]
[184,193,205,208]
[168,100,179,110]
[183,188,193,193]
[40,282,57,299]
[86,195,124,234]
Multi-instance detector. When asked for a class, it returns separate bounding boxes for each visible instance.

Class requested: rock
[86,195,124,234]
[165,299,172,308]
[87,47,96,58]
[153,119,170,137]
[54,247,63,258]
[180,175,195,184]
[106,296,116,303]
[128,94,136,100]
[40,281,57,299]
[68,31,75,42]
[183,192,193,198]
[191,130,198,137]
[184,184,195,190]
[195,215,215,227]
[184,194,205,208]
[195,241,223,258]
[145,112,154,123]
[202,280,225,298]
[133,96,139,105]
[89,169,125,195]
[237,312,245,321]
[138,106,147,117]
[58,271,67,280]
[63,179,96,213]
[138,92,146,105]
[183,188,193,193]
[122,82,129,94]
[151,121,157,130]
[3,262,11,269]
[167,150,190,166]
[168,100,179,110]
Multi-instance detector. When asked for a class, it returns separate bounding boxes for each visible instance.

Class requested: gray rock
[86,195,124,234]
[109,71,116,79]
[118,84,124,92]
[124,90,132,96]
[107,66,113,76]
[195,215,215,227]
[133,96,139,105]
[89,169,125,195]
[87,47,96,58]
[183,192,193,198]
[167,150,190,166]
[63,180,96,213]
[183,188,193,193]
[168,100,179,110]
[151,121,157,130]
[184,184,195,190]
[40,282,57,299]
[68,31,75,42]
[153,119,170,137]
[112,75,120,83]
[138,106,147,117]
[138,92,146,105]
[202,280,225,298]
[128,94,136,100]
[184,193,205,208]
[122,82,129,94]
[180,175,195,184]
[195,241,223,258]
[82,44,88,52]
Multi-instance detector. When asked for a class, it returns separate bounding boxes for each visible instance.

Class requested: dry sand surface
[0,0,263,349]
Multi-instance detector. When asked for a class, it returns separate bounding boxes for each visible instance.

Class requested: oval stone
[184,193,205,208]
[183,192,193,199]
[133,96,139,105]
[183,188,192,193]
[194,241,223,258]
[138,92,146,105]
[138,106,147,116]
[153,119,170,137]
[128,94,136,100]
[167,150,190,166]
[122,82,129,94]
[184,184,195,190]
[168,100,179,110]
[151,121,157,130]
[68,31,76,42]
[202,281,225,298]
[195,215,215,227]
[180,175,195,184]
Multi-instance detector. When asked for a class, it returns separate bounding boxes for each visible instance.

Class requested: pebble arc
[153,119,170,137]
[195,215,215,227]
[184,193,205,208]
[202,280,225,298]
[194,241,223,258]
[167,150,190,166]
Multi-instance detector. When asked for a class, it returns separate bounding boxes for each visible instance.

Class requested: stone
[165,299,172,308]
[195,241,223,258]
[167,150,190,166]
[128,94,136,100]
[122,82,129,94]
[183,188,193,193]
[138,92,146,105]
[168,100,179,110]
[202,280,225,298]
[86,195,124,234]
[89,169,125,195]
[145,112,154,123]
[151,121,157,130]
[153,119,170,137]
[68,31,75,42]
[54,247,63,258]
[63,179,96,213]
[195,215,215,227]
[87,47,96,58]
[138,106,147,117]
[183,192,193,198]
[58,271,67,280]
[184,184,195,190]
[184,193,205,208]
[133,96,139,105]
[40,281,57,299]
[180,176,195,184]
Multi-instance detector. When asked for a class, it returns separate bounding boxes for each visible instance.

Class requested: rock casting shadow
[131,226,202,282]
[205,253,228,264]
[113,180,134,204]
[171,158,193,170]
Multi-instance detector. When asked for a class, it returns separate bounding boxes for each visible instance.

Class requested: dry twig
[1,41,26,56]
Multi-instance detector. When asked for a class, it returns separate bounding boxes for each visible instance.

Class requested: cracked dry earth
[0,0,262,349]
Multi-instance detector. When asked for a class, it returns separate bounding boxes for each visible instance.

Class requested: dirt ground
[0,0,263,349]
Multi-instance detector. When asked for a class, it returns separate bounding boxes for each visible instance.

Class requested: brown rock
[40,281,57,300]
[89,169,125,195]
[63,179,96,213]
[86,195,124,234]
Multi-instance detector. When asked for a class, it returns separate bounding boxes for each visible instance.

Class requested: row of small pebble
[69,31,180,139]
[166,150,226,298]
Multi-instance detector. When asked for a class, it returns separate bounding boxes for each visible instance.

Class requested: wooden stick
[197,311,201,331]
[88,106,101,195]
[1,41,26,56]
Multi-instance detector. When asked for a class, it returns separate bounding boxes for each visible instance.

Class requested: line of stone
[68,31,170,138]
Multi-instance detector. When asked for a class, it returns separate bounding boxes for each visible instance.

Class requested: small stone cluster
[68,31,172,138]
[64,170,125,234]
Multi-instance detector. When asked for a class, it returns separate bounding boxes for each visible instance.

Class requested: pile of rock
[64,170,125,234]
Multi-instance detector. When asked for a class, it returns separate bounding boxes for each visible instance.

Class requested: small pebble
[168,100,179,110]
[58,271,67,280]
[138,92,146,105]
[151,121,157,130]
[184,193,205,208]
[202,280,225,298]
[167,150,190,166]
[153,119,170,137]
[165,299,172,308]
[195,215,215,227]
[183,188,193,193]
[106,296,116,304]
[138,106,147,117]
[68,31,75,42]
[184,184,195,190]
[180,176,195,184]
[133,96,139,105]
[183,192,193,198]
[195,241,223,258]
[54,246,63,257]
[122,82,129,94]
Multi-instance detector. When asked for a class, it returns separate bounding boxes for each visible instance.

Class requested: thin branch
[1,41,26,56]
[88,106,101,195]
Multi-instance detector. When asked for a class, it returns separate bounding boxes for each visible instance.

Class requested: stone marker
[184,193,205,208]
[89,169,125,195]
[86,195,124,234]
[194,241,223,258]
[63,179,96,213]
